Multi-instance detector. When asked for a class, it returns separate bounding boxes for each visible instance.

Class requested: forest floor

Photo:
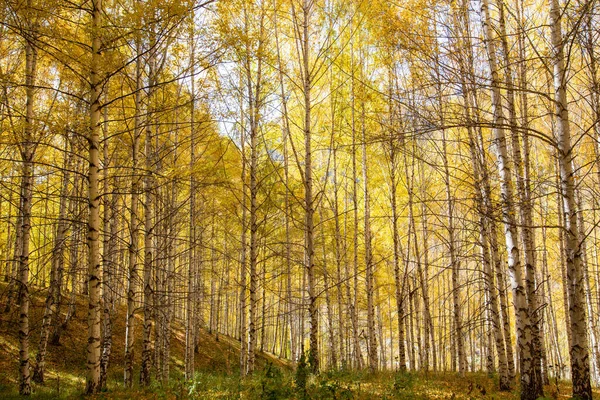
[0,282,597,399]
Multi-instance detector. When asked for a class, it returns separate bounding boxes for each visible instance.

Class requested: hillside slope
[0,281,289,397]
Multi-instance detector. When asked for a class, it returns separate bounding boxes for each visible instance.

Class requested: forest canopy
[0,0,599,399]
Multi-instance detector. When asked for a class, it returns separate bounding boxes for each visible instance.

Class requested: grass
[83,369,598,399]
[0,282,598,398]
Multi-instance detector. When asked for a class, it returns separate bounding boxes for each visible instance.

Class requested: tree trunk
[85,0,103,392]
[33,137,70,384]
[16,13,37,392]
[549,0,592,396]
[387,79,407,371]
[496,1,543,390]
[273,6,296,362]
[349,41,363,371]
[185,20,197,381]
[320,208,338,368]
[332,147,346,367]
[479,0,537,396]
[361,101,377,372]
[99,97,116,390]
[441,126,465,375]
[140,42,155,386]
[124,21,143,388]
[452,21,510,385]
[418,167,435,373]
[299,0,319,372]
[246,49,259,376]
[238,69,248,375]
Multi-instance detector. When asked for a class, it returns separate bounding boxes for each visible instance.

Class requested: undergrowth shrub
[392,370,416,392]
[248,361,293,400]
[310,371,354,400]
[295,353,309,400]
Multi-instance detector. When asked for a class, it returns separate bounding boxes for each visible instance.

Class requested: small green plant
[312,371,353,400]
[295,353,310,400]
[246,362,292,400]
[184,371,242,399]
[392,370,416,392]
